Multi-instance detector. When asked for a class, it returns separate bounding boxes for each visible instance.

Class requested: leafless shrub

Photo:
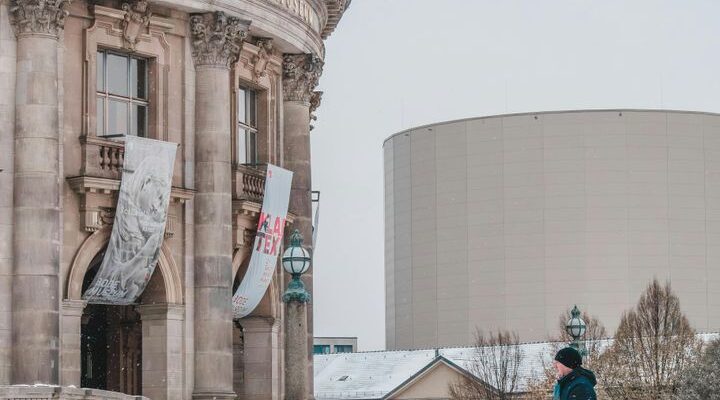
[448,329,524,400]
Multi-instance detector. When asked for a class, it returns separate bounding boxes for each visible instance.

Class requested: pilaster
[240,317,281,400]
[137,304,185,400]
[59,300,86,387]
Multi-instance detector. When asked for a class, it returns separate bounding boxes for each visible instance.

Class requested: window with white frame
[237,87,258,165]
[96,50,149,137]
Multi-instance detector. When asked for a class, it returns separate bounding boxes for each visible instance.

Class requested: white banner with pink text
[232,164,293,319]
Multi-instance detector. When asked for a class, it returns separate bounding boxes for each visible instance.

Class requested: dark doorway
[81,249,142,395]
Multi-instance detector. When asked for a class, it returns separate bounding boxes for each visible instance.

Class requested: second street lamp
[282,229,312,303]
[566,305,587,357]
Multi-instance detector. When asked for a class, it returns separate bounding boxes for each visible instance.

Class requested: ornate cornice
[189,11,250,68]
[251,38,274,82]
[282,53,324,103]
[322,0,351,39]
[121,0,151,51]
[9,0,71,38]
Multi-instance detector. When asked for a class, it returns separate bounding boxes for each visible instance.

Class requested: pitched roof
[314,333,720,400]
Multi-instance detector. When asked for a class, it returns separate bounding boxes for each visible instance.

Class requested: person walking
[552,347,597,400]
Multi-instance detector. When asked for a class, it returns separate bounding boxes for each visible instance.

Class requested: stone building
[0,0,350,399]
[385,110,720,349]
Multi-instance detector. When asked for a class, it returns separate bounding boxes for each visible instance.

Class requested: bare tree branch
[449,329,524,400]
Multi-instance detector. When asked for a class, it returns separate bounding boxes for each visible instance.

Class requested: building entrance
[80,250,142,395]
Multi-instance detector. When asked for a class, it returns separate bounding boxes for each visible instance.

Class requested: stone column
[9,0,69,385]
[189,12,249,400]
[282,53,323,400]
[137,304,185,400]
[59,300,86,387]
[0,0,17,384]
[241,317,280,400]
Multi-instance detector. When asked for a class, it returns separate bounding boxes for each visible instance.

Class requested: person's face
[553,360,573,379]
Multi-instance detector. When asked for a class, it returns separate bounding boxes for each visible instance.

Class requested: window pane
[96,52,105,92]
[96,97,105,136]
[335,345,353,353]
[131,58,147,99]
[108,100,128,135]
[237,129,247,164]
[107,53,128,96]
[132,104,147,137]
[237,89,246,124]
[246,130,257,164]
[247,90,256,127]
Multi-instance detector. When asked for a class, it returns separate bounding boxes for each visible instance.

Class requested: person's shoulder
[568,376,596,399]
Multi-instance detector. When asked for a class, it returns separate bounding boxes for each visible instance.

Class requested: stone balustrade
[0,386,147,400]
[234,164,267,203]
[80,136,125,179]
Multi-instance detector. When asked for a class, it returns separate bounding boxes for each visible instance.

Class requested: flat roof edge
[382,108,720,147]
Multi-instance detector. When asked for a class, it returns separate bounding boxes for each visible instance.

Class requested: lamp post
[565,305,587,357]
[282,229,311,399]
[282,229,312,302]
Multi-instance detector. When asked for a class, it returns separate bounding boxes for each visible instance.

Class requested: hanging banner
[83,136,177,305]
[233,164,293,319]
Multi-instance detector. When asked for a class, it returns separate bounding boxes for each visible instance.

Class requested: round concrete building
[384,110,720,349]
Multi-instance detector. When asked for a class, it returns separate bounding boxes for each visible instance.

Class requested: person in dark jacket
[552,347,597,400]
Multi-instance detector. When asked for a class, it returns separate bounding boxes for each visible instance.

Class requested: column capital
[9,0,70,38]
[136,303,185,321]
[189,11,250,69]
[282,53,324,103]
[237,316,278,332]
[60,299,87,317]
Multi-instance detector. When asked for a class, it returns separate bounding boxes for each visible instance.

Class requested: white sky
[310,0,720,351]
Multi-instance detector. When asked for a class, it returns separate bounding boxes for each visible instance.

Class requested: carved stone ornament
[189,11,250,68]
[309,90,322,131]
[9,0,71,37]
[251,38,274,82]
[121,0,151,51]
[282,53,324,103]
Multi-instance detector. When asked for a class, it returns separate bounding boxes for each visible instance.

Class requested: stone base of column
[192,391,236,400]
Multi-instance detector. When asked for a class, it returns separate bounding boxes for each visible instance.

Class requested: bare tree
[599,279,700,400]
[676,338,720,400]
[449,330,524,400]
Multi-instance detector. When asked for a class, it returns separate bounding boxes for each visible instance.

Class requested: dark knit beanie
[554,347,582,369]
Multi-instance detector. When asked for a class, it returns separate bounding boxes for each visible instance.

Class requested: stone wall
[0,386,147,400]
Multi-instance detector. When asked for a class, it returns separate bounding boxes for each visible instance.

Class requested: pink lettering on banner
[232,164,293,319]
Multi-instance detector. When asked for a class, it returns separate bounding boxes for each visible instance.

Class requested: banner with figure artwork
[84,136,177,305]
[233,164,293,319]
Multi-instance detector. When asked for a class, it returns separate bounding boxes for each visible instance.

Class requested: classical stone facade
[0,0,350,399]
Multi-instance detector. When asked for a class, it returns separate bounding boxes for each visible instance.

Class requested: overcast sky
[310,0,720,351]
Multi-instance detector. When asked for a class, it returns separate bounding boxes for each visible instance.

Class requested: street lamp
[565,305,587,357]
[282,229,311,303]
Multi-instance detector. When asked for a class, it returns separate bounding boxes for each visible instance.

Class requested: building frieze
[9,0,71,38]
[190,11,250,68]
[282,53,323,103]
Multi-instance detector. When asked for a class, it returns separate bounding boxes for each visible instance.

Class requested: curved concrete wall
[384,110,720,349]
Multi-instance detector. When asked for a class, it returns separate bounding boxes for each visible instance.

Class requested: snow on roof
[314,341,561,399]
[314,333,719,400]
